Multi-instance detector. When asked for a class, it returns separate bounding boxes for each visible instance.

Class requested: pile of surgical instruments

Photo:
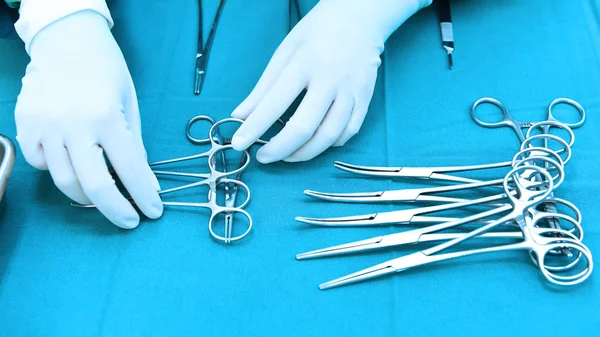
[296,97,592,290]
[75,115,265,244]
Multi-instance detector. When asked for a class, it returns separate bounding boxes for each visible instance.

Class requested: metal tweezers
[194,0,227,95]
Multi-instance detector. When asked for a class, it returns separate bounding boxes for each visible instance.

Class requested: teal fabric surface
[1,0,599,335]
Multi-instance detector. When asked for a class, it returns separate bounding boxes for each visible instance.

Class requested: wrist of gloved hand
[15,0,113,53]
[28,9,111,62]
[319,0,433,43]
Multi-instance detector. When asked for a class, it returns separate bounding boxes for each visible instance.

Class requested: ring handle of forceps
[206,146,251,178]
[528,213,585,275]
[186,115,218,145]
[208,207,253,243]
[471,98,526,133]
[187,116,286,146]
[534,239,593,286]
[502,164,556,205]
[524,121,575,149]
[546,98,586,128]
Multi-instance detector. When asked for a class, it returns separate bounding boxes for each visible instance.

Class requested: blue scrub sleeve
[0,0,19,39]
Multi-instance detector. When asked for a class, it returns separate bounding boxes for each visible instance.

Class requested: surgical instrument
[316,165,593,289]
[304,146,566,204]
[436,0,454,69]
[471,98,585,255]
[0,135,16,205]
[332,129,573,183]
[74,118,254,243]
[195,0,226,95]
[297,152,564,227]
[297,197,582,260]
[471,97,585,144]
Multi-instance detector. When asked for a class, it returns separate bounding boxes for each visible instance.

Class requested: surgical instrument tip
[304,189,384,203]
[297,236,385,260]
[295,214,377,226]
[319,265,395,290]
[447,52,453,70]
[333,161,400,176]
[194,68,204,95]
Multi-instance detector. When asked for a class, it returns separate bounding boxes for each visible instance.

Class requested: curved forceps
[317,165,593,290]
[297,150,566,227]
[331,121,575,183]
[470,97,585,144]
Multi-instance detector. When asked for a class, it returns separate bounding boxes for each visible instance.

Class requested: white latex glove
[14,10,163,229]
[231,0,432,163]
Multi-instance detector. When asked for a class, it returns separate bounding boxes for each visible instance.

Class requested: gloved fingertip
[231,135,250,151]
[256,150,276,164]
[145,198,164,220]
[231,106,249,119]
[21,146,48,170]
[116,213,141,230]
[230,110,244,119]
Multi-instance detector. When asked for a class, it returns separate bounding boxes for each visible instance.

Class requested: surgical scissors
[313,164,593,289]
[470,97,585,143]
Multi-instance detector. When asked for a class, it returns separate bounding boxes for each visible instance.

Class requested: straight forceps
[152,115,285,242]
[314,164,593,290]
[74,118,253,243]
[297,197,582,260]
[151,117,252,243]
[194,0,226,95]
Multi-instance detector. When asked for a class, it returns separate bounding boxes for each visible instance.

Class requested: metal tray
[0,135,16,204]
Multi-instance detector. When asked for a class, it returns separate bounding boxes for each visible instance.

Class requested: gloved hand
[231,0,432,163]
[14,9,163,229]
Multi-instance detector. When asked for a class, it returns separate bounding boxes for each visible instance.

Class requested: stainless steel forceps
[311,164,592,289]
[470,97,585,144]
[194,0,226,95]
